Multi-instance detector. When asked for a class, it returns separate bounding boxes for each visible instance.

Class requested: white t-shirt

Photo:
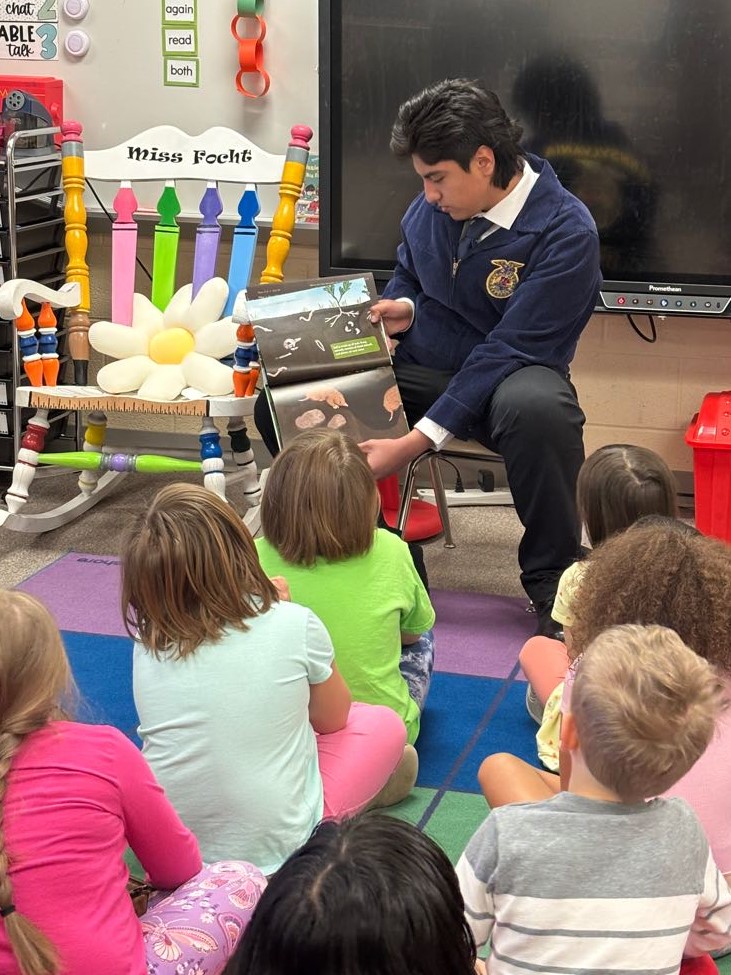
[133,599,333,874]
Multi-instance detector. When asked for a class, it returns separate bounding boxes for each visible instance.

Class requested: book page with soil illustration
[245,275,408,447]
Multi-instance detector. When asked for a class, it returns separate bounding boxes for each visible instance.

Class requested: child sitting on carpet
[123,483,408,876]
[256,429,435,759]
[231,814,477,975]
[0,590,265,975]
[521,443,677,736]
[479,521,731,893]
[458,623,731,972]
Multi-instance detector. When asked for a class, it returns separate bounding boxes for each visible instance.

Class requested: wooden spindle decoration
[4,411,50,514]
[61,120,91,385]
[37,302,59,386]
[259,125,313,284]
[233,318,260,398]
[199,417,226,500]
[227,417,261,504]
[112,181,139,326]
[14,299,42,386]
[37,450,203,474]
[78,410,108,496]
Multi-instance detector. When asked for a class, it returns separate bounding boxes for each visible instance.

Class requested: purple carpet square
[18,553,126,637]
[432,589,534,679]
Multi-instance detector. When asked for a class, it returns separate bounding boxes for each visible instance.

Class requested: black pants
[393,360,585,605]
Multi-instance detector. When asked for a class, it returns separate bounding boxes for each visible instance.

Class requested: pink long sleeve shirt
[0,721,202,975]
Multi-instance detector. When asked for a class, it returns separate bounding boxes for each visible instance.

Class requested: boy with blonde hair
[457,624,731,972]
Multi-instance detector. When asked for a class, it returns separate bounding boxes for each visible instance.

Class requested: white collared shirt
[412,159,539,449]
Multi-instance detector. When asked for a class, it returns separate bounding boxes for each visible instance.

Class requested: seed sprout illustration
[298,279,362,333]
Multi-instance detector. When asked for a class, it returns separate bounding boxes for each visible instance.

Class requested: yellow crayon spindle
[260,125,313,284]
[61,120,91,384]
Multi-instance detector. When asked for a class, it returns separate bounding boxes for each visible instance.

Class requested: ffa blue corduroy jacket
[384,154,602,439]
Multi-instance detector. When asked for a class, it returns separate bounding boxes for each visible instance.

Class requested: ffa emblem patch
[486,260,525,299]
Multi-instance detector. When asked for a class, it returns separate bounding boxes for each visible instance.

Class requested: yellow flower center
[148,327,195,365]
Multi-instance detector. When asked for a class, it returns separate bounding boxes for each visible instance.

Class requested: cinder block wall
[85,222,729,472]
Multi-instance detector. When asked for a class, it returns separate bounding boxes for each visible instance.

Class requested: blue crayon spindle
[224,184,260,316]
[199,418,226,500]
[192,183,224,298]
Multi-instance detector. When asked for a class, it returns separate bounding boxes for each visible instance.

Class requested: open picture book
[245,273,409,448]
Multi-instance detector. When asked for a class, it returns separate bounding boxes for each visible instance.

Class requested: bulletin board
[0,0,319,221]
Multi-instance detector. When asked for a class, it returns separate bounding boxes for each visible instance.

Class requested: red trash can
[685,390,731,543]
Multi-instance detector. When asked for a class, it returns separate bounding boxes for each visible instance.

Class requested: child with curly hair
[521,443,677,727]
[479,521,731,886]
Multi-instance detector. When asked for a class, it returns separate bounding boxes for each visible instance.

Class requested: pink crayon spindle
[112,182,139,326]
[193,183,223,299]
[37,302,59,386]
[14,300,42,386]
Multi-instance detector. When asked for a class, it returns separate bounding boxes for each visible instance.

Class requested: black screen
[320,0,731,300]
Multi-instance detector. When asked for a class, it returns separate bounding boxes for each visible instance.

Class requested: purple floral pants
[141,861,266,975]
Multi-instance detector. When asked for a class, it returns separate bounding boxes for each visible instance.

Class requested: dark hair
[231,815,476,975]
[577,444,677,546]
[390,78,523,189]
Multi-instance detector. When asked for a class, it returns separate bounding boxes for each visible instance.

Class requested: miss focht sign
[83,126,285,184]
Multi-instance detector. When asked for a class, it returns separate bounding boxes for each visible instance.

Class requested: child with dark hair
[459,624,731,972]
[480,522,731,893]
[231,814,477,975]
[256,429,435,800]
[123,483,408,875]
[520,442,676,734]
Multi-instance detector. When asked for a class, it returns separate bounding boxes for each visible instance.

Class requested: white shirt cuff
[393,297,415,332]
[415,417,454,450]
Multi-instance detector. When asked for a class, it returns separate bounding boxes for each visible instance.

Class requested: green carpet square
[421,789,489,864]
[384,786,436,825]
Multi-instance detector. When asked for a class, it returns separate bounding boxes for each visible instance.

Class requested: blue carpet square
[417,672,505,791]
[448,679,542,792]
[62,630,139,744]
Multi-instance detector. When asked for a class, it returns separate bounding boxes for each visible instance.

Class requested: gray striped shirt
[456,793,731,973]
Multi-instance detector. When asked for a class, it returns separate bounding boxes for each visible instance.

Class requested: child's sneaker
[368,744,418,808]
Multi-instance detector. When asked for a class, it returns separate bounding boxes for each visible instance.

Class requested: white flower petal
[131,293,164,335]
[137,364,187,401]
[180,278,229,333]
[194,317,237,358]
[96,356,156,394]
[162,283,194,330]
[182,352,234,395]
[89,321,150,358]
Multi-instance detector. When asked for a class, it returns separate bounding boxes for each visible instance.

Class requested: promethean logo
[648,285,682,293]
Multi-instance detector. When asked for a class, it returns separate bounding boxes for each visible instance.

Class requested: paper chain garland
[232,0,270,98]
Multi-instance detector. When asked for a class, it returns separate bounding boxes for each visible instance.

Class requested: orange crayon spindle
[14,299,43,385]
[61,120,91,384]
[38,302,60,386]
[233,320,260,398]
[259,125,313,284]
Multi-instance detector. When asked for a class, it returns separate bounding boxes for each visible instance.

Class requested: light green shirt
[133,599,333,875]
[256,528,435,744]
